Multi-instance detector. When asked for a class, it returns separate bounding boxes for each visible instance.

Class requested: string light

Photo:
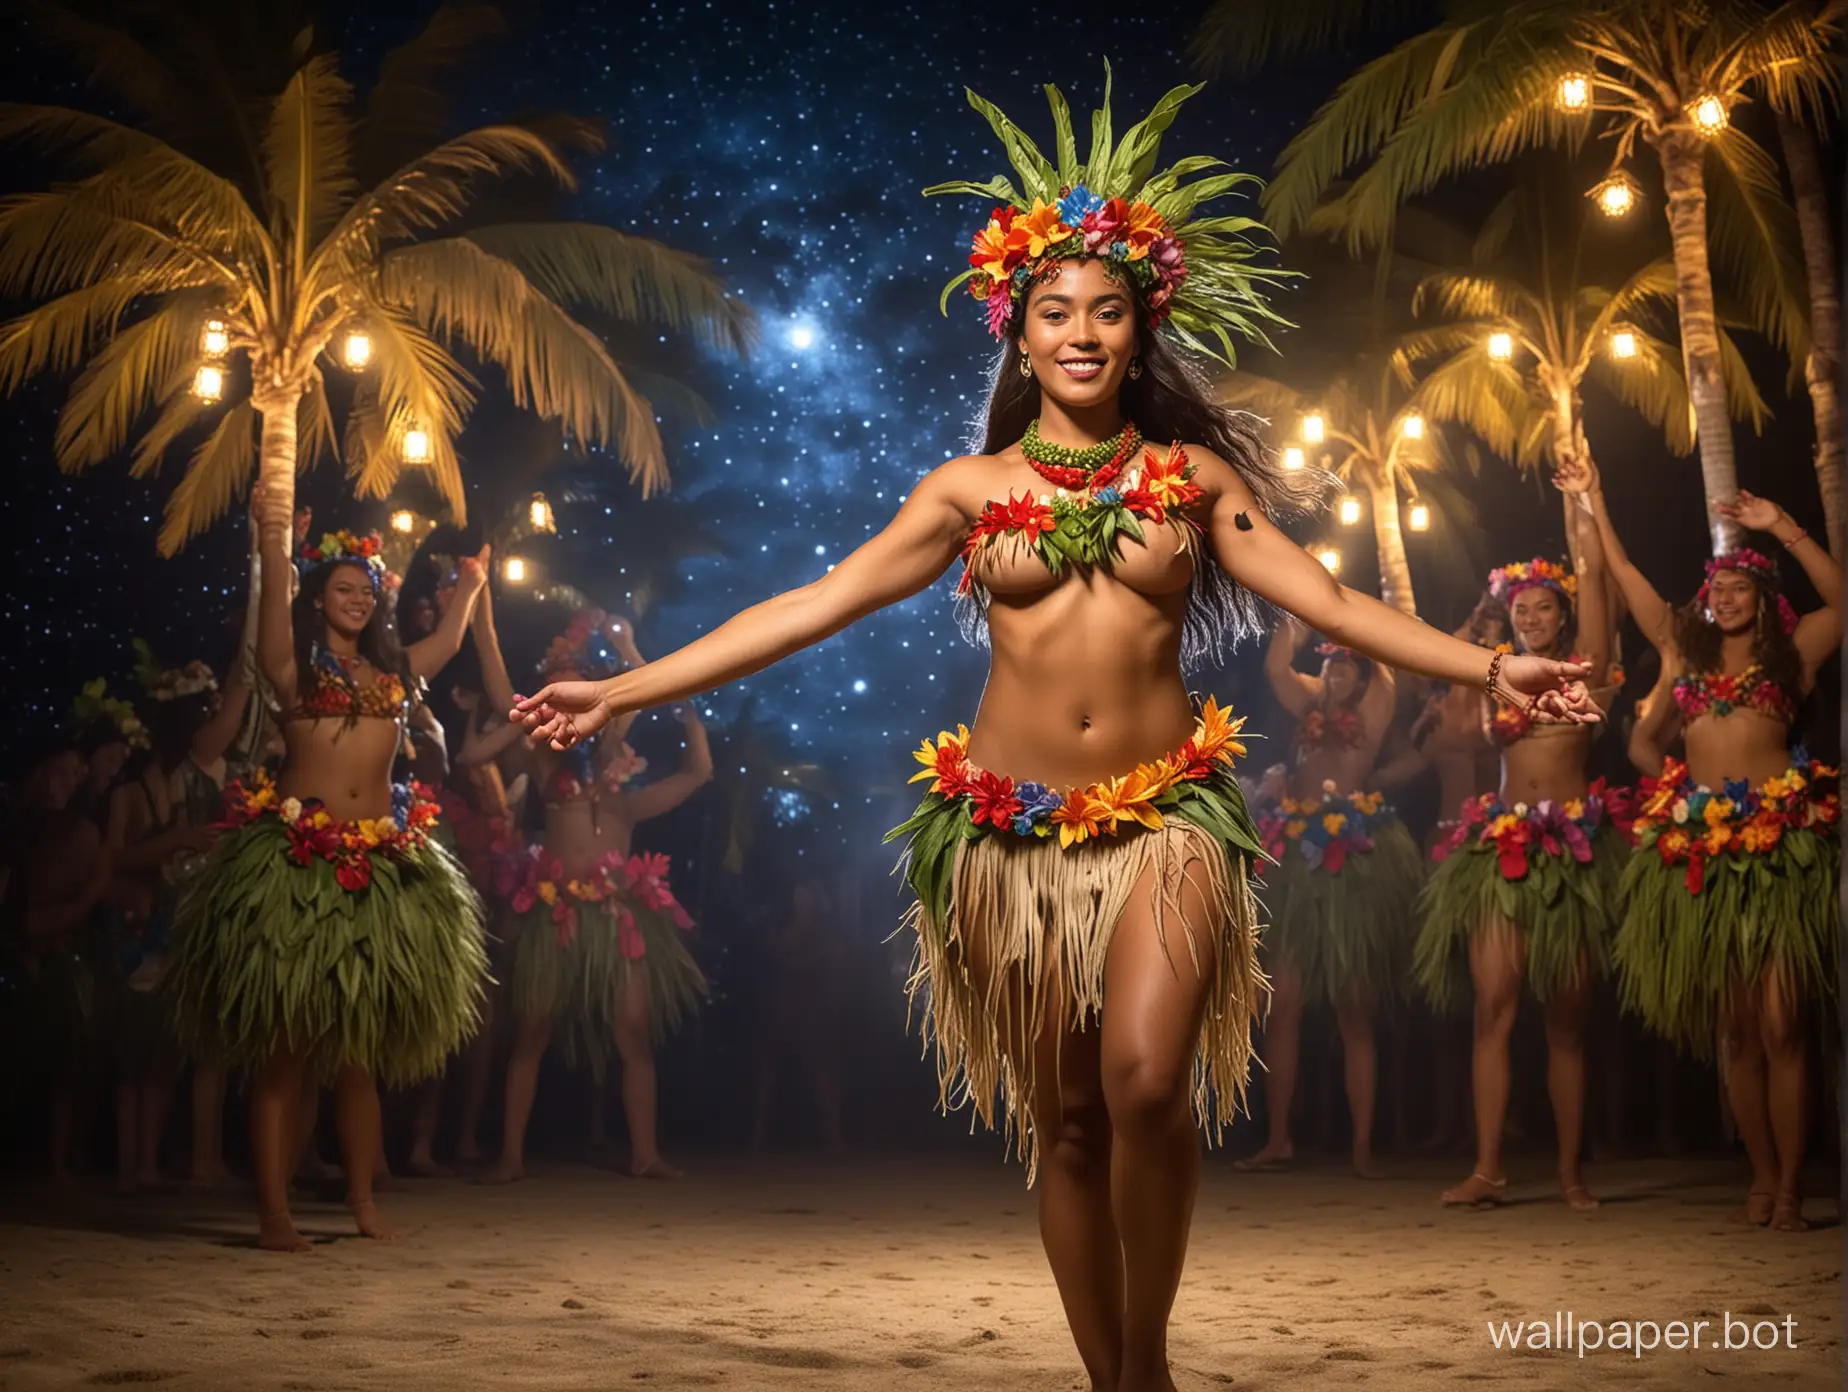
[1282,445,1306,471]
[529,491,556,532]
[1301,412,1325,444]
[402,427,431,464]
[200,320,228,357]
[1400,412,1424,440]
[504,557,528,583]
[1689,94,1729,136]
[1407,501,1431,532]
[390,509,416,533]
[1488,331,1515,361]
[1337,493,1362,527]
[342,329,373,371]
[1610,329,1638,360]
[191,364,224,402]
[1555,73,1591,112]
[1315,546,1341,575]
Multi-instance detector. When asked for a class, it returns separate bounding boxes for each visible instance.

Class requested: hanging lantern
[1337,494,1362,527]
[1282,445,1306,471]
[342,329,373,371]
[200,319,229,357]
[1315,546,1341,575]
[1400,412,1425,440]
[529,491,556,533]
[504,556,528,583]
[1487,331,1515,361]
[1689,94,1729,137]
[390,509,416,534]
[402,426,432,464]
[1610,329,1638,360]
[1592,173,1637,218]
[1555,72,1591,112]
[1407,501,1431,532]
[191,364,224,402]
[1301,412,1325,444]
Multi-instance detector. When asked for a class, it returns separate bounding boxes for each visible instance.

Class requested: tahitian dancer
[1410,526,1624,1211]
[510,76,1595,1392]
[1235,621,1423,1178]
[1562,458,1842,1231]
[165,504,490,1251]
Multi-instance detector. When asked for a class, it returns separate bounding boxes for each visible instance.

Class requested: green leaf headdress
[925,62,1295,365]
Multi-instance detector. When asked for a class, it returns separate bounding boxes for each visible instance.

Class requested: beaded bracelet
[1484,650,1506,706]
[1779,529,1810,550]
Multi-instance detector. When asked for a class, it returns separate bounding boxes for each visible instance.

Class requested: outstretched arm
[457,715,526,768]
[1718,490,1844,676]
[470,583,518,717]
[188,660,250,770]
[615,711,714,824]
[515,461,974,748]
[1264,618,1320,717]
[1195,448,1597,715]
[251,485,297,699]
[408,548,490,682]
[1555,454,1672,651]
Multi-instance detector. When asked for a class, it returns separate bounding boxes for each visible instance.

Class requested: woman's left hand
[1497,654,1603,724]
[1715,490,1783,534]
[456,545,492,596]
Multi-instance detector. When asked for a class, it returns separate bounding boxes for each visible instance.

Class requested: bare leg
[1543,963,1597,1208]
[1442,917,1521,1205]
[613,972,678,1178]
[1335,993,1381,1178]
[136,1065,171,1187]
[405,1078,451,1177]
[1759,968,1810,1231]
[334,1067,396,1239]
[455,981,499,1164]
[1102,855,1220,1392]
[1720,980,1778,1226]
[480,1013,552,1183]
[1234,959,1300,1170]
[294,1080,339,1182]
[189,1061,226,1185]
[250,1050,312,1252]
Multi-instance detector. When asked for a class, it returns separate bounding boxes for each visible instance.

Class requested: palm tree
[0,3,756,554]
[1195,0,1839,553]
[1774,111,1844,556]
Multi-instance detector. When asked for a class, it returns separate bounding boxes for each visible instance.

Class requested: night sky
[0,0,1832,777]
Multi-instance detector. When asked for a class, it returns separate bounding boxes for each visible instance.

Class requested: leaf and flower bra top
[545,734,648,808]
[1295,704,1366,754]
[288,646,411,723]
[1672,663,1797,727]
[954,419,1256,668]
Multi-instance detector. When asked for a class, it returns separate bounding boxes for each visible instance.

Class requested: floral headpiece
[299,529,388,592]
[1315,641,1358,661]
[131,639,217,703]
[928,63,1292,363]
[71,678,149,749]
[1698,549,1798,636]
[1488,557,1577,610]
[539,608,623,679]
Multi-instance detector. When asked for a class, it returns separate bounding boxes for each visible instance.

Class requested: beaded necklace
[1021,418,1144,493]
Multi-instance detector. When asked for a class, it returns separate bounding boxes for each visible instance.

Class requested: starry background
[0,0,1832,782]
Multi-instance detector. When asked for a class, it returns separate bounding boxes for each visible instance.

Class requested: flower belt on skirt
[1413,782,1630,1012]
[1252,786,1424,1006]
[887,699,1266,1184]
[1614,751,1839,1054]
[164,771,486,1085]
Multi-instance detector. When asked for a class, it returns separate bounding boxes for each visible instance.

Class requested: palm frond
[347,307,476,518]
[297,373,339,471]
[127,370,208,479]
[1190,0,1438,78]
[156,400,255,555]
[463,223,757,355]
[1216,369,1308,418]
[1405,349,1540,463]
[263,53,357,257]
[355,2,508,184]
[20,1,193,133]
[1705,127,1811,364]
[1586,326,1695,455]
[53,292,215,472]
[1701,0,1842,121]
[0,274,206,393]
[1411,270,1535,320]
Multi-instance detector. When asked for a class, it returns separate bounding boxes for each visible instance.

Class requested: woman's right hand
[1553,451,1599,496]
[511,682,620,751]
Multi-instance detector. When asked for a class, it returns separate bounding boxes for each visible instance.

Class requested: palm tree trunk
[1656,129,1740,555]
[253,388,303,524]
[1776,113,1845,559]
[1366,472,1416,615]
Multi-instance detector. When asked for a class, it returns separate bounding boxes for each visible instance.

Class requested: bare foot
[1232,1142,1293,1173]
[372,1168,403,1193]
[296,1155,342,1183]
[1440,1172,1508,1207]
[1769,1195,1810,1233]
[258,1213,314,1253]
[403,1154,454,1179]
[1728,1192,1774,1226]
[630,1156,684,1180]
[348,1198,399,1240]
[1561,1182,1600,1211]
[476,1157,526,1185]
[1352,1156,1387,1181]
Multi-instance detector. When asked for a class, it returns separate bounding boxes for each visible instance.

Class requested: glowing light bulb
[1400,412,1424,440]
[1594,176,1636,218]
[1337,494,1362,527]
[192,364,224,402]
[1408,501,1431,532]
[1488,331,1515,361]
[402,427,431,464]
[529,491,555,532]
[1316,546,1341,575]
[201,320,228,357]
[1282,445,1306,471]
[1611,329,1638,360]
[1690,94,1728,136]
[390,509,416,534]
[342,329,372,370]
[1301,412,1325,444]
[504,556,527,583]
[1556,73,1590,112]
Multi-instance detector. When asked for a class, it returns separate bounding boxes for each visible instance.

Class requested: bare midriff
[1498,723,1594,804]
[1684,709,1797,789]
[276,719,402,820]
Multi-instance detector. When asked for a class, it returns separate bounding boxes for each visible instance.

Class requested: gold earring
[1127,358,1143,380]
[1019,355,1033,378]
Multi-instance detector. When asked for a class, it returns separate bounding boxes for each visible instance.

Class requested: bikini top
[953,441,1259,669]
[288,648,411,723]
[1672,664,1797,726]
[545,737,647,807]
[1296,705,1365,754]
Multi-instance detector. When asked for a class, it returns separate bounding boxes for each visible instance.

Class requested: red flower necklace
[1021,418,1144,493]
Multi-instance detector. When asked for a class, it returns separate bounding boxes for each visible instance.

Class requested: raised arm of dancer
[1554,454,1671,650]
[1572,487,1613,689]
[469,583,519,717]
[251,483,298,698]
[408,547,490,682]
[1264,617,1319,717]
[1718,490,1845,673]
[1194,449,1597,707]
[515,461,972,747]
[457,714,526,768]
[189,658,251,771]
[614,710,715,824]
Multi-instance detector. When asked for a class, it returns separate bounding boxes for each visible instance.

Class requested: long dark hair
[965,277,1325,665]
[1674,581,1803,702]
[290,562,415,719]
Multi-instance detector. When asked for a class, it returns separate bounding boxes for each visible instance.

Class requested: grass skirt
[890,704,1264,1183]
[1253,793,1423,1008]
[1413,809,1626,1014]
[1612,756,1839,1054]
[164,794,487,1086]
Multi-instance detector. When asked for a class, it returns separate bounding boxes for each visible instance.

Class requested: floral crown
[1315,641,1357,661]
[71,678,149,749]
[1488,557,1577,609]
[299,529,388,592]
[1698,549,1798,636]
[539,608,623,679]
[928,63,1293,364]
[131,638,217,703]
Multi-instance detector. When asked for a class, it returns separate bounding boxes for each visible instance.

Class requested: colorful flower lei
[1671,663,1796,724]
[132,639,218,703]
[71,678,150,749]
[1433,780,1633,881]
[539,608,623,679]
[1629,751,1838,894]
[1295,706,1365,753]
[502,846,692,951]
[1487,557,1576,610]
[908,697,1246,848]
[1696,549,1800,636]
[960,443,1205,594]
[299,529,388,592]
[548,738,648,803]
[218,769,440,891]
[1255,786,1392,873]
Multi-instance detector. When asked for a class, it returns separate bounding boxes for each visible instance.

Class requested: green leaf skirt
[163,814,488,1086]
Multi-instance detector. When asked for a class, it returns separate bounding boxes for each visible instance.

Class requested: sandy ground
[0,1155,1839,1391]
